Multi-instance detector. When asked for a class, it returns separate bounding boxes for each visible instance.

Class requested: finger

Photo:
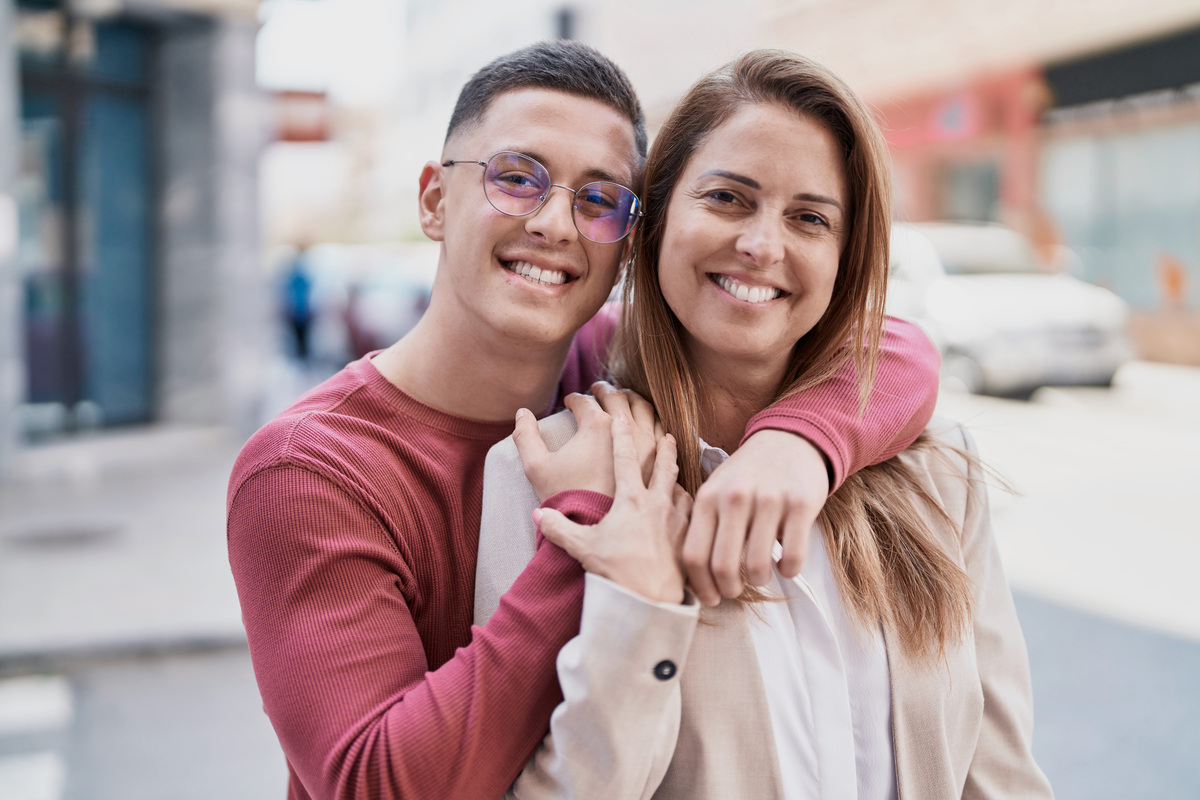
[744,495,782,587]
[512,408,549,468]
[682,490,720,606]
[670,485,694,547]
[563,392,608,428]
[589,381,631,419]
[777,502,815,578]
[654,419,665,442]
[710,490,752,600]
[622,388,658,439]
[534,507,588,563]
[647,434,679,494]
[610,413,643,494]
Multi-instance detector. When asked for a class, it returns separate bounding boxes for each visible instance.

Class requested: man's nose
[525,185,579,244]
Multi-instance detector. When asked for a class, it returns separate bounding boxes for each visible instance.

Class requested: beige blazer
[475,416,1053,800]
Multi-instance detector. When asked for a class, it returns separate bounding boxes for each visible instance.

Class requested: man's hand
[588,381,662,485]
[513,383,663,502]
[514,393,619,501]
[535,415,691,605]
[682,430,829,606]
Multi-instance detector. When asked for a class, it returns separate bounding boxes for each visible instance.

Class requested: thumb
[512,408,549,471]
[535,507,587,563]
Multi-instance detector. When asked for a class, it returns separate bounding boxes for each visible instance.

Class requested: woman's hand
[682,430,829,606]
[535,415,692,605]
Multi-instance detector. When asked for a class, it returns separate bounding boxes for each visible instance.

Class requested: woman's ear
[418,161,446,242]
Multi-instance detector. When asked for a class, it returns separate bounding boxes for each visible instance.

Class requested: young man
[228,40,938,800]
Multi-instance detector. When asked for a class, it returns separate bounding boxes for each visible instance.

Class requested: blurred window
[15,0,154,434]
[939,160,1000,223]
[1041,124,1200,308]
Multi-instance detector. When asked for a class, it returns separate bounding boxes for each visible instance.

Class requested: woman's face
[658,103,848,378]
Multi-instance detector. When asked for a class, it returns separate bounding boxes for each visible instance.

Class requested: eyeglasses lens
[574,183,639,243]
[483,153,638,243]
[483,153,548,214]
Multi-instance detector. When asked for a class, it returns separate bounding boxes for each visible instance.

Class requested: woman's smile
[707,273,788,304]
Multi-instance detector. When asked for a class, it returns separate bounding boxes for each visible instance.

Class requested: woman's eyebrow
[699,169,845,212]
[794,192,844,213]
[699,169,759,189]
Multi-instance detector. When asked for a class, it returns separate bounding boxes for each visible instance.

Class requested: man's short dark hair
[446,40,648,160]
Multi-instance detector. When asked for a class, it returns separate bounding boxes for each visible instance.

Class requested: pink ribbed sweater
[226,313,939,800]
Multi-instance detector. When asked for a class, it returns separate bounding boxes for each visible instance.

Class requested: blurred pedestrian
[281,245,314,362]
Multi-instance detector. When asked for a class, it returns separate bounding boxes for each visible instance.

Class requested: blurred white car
[887,222,1134,396]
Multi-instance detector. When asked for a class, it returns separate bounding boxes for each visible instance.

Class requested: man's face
[422,88,640,351]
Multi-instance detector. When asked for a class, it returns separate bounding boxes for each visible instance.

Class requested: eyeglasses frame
[441,151,644,244]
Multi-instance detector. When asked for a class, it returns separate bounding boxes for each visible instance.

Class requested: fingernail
[532,508,543,525]
[617,412,629,424]
[515,408,528,420]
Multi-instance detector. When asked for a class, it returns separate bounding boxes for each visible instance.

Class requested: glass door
[17,3,154,433]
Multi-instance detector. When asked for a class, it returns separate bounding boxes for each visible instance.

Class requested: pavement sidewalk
[0,425,249,671]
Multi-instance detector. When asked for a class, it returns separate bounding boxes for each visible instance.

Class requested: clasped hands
[513,382,830,607]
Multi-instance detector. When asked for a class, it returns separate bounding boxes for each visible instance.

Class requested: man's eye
[578,192,618,215]
[497,173,538,187]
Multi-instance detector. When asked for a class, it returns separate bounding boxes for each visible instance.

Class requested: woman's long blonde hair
[609,50,973,659]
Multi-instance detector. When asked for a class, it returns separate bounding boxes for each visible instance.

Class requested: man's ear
[418,161,446,242]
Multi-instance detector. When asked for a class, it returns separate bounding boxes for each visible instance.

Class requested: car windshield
[916,224,1043,275]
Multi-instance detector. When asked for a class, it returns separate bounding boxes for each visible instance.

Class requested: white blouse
[702,442,897,800]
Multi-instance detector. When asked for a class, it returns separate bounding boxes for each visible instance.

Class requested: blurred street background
[1,0,1200,797]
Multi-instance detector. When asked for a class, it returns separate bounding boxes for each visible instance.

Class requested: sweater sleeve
[227,466,608,800]
[742,316,940,491]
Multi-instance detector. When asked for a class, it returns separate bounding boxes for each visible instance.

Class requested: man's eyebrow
[699,169,845,213]
[516,149,630,186]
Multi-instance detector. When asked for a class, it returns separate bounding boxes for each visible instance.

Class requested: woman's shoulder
[894,416,983,531]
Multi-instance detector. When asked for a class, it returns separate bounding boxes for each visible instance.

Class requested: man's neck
[372,306,574,423]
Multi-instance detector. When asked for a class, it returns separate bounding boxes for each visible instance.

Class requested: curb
[0,631,250,677]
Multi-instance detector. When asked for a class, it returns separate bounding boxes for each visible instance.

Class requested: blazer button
[653,660,677,681]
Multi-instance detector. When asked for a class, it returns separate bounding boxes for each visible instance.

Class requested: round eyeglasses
[442,151,643,244]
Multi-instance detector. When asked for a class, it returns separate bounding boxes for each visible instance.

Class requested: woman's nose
[736,214,785,268]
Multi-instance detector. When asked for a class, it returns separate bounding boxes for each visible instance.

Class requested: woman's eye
[797,212,829,227]
[707,190,738,204]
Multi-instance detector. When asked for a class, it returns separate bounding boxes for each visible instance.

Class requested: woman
[476,50,1052,799]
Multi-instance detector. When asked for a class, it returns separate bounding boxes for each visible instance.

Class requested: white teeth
[508,260,567,286]
[715,274,781,304]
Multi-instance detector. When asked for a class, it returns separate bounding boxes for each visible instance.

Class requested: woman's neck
[693,352,787,454]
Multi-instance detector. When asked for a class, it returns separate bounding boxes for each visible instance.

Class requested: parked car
[887,222,1134,397]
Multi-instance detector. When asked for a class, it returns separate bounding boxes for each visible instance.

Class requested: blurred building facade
[366,0,1200,362]
[0,0,268,476]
